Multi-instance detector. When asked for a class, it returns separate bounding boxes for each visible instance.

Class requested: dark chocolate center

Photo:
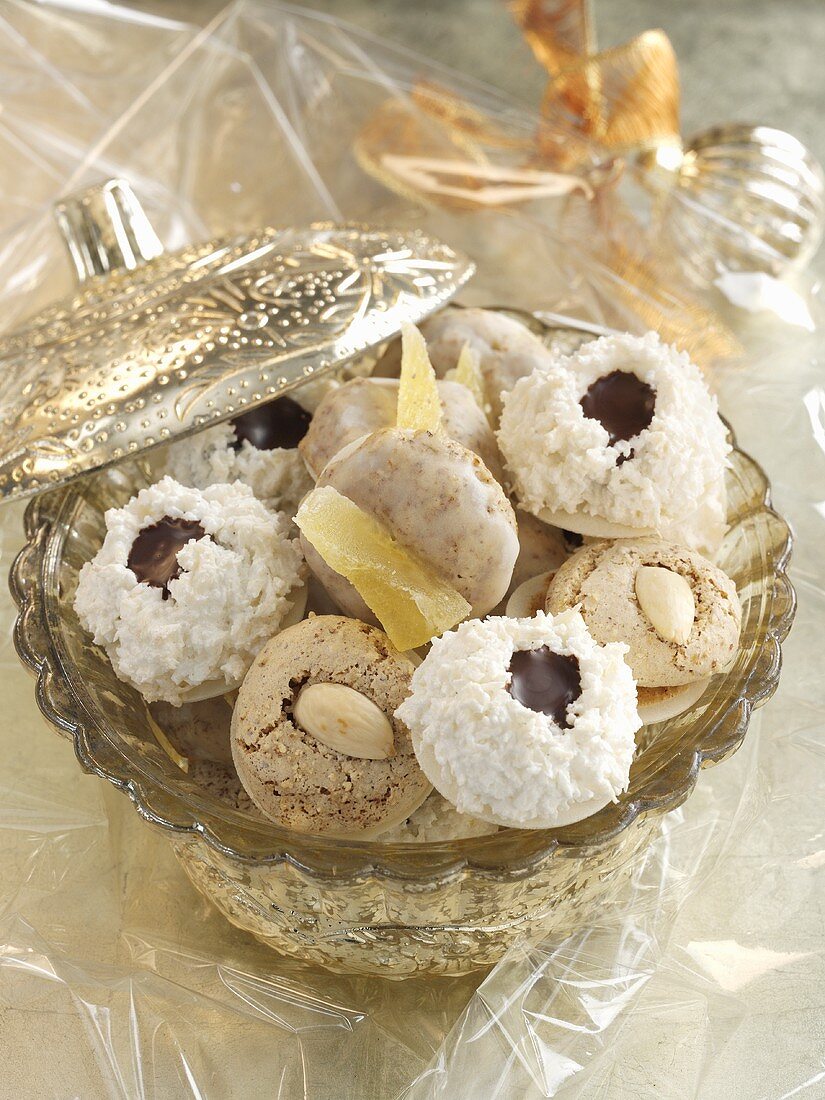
[231,396,312,451]
[580,370,655,447]
[508,647,582,727]
[127,516,207,599]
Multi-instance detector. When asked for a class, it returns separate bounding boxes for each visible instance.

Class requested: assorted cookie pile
[74,306,742,841]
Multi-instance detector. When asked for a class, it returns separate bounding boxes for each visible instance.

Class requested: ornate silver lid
[0,179,474,502]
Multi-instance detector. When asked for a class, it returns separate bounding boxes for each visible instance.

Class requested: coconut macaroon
[74,476,305,705]
[300,376,503,482]
[396,609,641,830]
[546,538,742,723]
[163,394,315,515]
[231,616,431,837]
[498,331,731,552]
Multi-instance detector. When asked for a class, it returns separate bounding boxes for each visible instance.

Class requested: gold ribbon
[354,79,601,211]
[354,1,740,364]
[512,0,681,155]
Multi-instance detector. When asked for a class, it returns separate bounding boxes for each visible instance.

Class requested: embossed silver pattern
[0,204,473,501]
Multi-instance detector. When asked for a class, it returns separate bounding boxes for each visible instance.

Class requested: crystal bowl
[9,316,795,977]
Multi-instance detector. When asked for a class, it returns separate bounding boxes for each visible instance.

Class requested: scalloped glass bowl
[10,319,795,977]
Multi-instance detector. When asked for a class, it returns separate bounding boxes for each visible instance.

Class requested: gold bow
[512,0,681,155]
[354,0,740,364]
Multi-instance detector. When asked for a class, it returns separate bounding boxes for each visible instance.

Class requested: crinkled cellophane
[10,316,794,977]
[2,0,821,1090]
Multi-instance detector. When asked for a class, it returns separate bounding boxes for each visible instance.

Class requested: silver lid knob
[53,179,163,283]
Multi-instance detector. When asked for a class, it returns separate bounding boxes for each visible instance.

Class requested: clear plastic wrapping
[1,2,823,1096]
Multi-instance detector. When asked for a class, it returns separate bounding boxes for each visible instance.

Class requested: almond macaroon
[545,538,742,723]
[231,616,431,837]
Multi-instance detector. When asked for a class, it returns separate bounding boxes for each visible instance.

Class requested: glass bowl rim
[9,313,796,887]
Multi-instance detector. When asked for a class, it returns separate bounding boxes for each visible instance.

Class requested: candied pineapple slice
[295,486,470,651]
[447,340,490,420]
[396,322,443,433]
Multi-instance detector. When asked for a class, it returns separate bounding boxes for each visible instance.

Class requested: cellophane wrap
[1,2,823,1096]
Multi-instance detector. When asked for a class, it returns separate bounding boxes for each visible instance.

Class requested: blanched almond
[293,682,395,759]
[635,565,695,645]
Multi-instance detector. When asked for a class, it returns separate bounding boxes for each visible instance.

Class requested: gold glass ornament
[513,2,825,281]
[646,124,825,283]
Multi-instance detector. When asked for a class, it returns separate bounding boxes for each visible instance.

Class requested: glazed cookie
[74,476,305,705]
[300,376,503,481]
[378,307,560,422]
[300,428,518,624]
[231,616,431,837]
[164,394,315,514]
[498,332,730,551]
[396,609,640,829]
[546,538,741,721]
[511,509,572,589]
[376,791,498,843]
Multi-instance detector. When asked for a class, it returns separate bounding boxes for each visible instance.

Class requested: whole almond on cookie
[634,566,695,645]
[294,682,395,759]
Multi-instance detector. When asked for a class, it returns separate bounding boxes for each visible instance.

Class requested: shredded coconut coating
[396,609,640,829]
[74,476,305,705]
[376,791,498,843]
[498,332,731,535]
[659,474,728,558]
[163,421,313,515]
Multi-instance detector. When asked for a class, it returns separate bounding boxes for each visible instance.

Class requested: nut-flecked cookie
[231,616,431,837]
[187,758,264,816]
[300,376,503,482]
[300,427,518,622]
[545,538,741,689]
